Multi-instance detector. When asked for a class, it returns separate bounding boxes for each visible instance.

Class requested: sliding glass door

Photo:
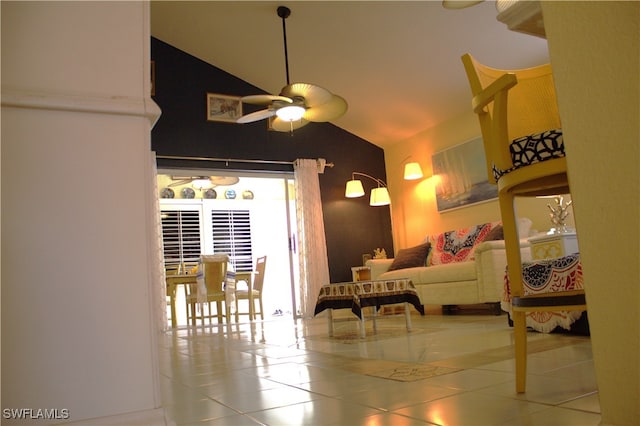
[158,172,299,325]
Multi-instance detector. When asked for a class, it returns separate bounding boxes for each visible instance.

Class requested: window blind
[210,210,253,272]
[160,209,202,270]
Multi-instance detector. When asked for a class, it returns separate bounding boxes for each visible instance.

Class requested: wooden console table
[314,279,424,338]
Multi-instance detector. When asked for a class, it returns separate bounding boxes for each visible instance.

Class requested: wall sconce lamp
[345,172,390,206]
[404,162,424,180]
[401,156,424,180]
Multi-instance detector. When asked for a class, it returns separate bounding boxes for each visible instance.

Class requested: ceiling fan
[236,6,348,132]
[168,176,240,188]
[441,0,484,9]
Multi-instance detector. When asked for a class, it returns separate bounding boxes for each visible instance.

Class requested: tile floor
[158,306,600,426]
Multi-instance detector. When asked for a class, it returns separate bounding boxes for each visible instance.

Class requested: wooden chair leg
[189,302,197,326]
[258,297,264,320]
[216,301,223,323]
[513,309,528,393]
[499,192,529,393]
[225,302,231,324]
[235,298,240,323]
[249,295,255,321]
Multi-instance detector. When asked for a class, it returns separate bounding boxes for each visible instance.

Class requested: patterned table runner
[314,278,424,319]
[503,253,586,333]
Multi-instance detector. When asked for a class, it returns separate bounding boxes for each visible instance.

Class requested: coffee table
[314,278,424,338]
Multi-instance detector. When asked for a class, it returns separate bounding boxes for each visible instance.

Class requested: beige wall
[542,2,639,425]
[386,2,638,425]
[385,110,574,251]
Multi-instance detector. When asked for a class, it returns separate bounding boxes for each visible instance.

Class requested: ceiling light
[192,179,214,190]
[275,105,305,122]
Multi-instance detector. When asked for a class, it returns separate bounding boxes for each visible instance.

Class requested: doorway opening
[158,170,300,326]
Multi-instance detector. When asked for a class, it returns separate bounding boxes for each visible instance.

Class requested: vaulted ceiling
[151,1,549,148]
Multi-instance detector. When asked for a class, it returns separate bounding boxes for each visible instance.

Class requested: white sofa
[367,221,533,314]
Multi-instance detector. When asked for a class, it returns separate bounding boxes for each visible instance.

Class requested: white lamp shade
[276,105,305,122]
[369,187,391,206]
[403,162,424,180]
[345,179,365,198]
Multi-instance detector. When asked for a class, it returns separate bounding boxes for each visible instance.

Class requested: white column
[2,2,163,423]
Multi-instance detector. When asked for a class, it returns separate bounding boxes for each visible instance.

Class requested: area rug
[365,364,462,382]
[305,326,440,344]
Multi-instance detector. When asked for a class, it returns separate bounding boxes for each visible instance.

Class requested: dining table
[166,273,197,328]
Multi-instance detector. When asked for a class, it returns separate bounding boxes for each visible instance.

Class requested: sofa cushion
[484,225,504,241]
[380,261,477,284]
[428,222,497,265]
[420,261,477,283]
[388,242,431,271]
[481,218,533,241]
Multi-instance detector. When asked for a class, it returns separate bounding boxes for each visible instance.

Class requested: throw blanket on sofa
[503,253,585,333]
[428,221,500,265]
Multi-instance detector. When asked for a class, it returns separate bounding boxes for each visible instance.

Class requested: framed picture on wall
[431,136,498,212]
[206,93,242,122]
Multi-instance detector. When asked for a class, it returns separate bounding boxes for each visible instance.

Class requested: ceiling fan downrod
[277,6,292,86]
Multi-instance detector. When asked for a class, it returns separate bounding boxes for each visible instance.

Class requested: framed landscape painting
[431,137,498,212]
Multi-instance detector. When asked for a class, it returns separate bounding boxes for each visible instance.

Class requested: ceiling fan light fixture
[236,6,347,131]
[276,105,306,122]
[192,179,214,190]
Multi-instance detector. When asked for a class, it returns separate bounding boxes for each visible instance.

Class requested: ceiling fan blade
[209,176,239,186]
[269,116,310,132]
[303,94,348,122]
[280,83,332,107]
[237,109,276,124]
[241,94,292,105]
[442,0,484,9]
[168,179,194,187]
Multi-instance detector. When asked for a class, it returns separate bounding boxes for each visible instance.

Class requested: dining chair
[164,264,180,325]
[186,254,230,326]
[461,53,587,393]
[235,256,267,322]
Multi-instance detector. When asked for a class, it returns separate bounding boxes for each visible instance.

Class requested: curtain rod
[156,155,334,168]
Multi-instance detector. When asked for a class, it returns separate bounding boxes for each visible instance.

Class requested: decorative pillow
[388,242,431,271]
[484,224,504,241]
[493,128,565,181]
[428,222,498,265]
[480,218,532,242]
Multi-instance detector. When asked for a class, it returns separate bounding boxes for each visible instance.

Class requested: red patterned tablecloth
[503,253,586,333]
[314,279,424,319]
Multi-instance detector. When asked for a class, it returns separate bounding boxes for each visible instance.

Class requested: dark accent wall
[151,37,393,282]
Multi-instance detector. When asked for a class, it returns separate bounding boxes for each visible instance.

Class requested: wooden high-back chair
[235,256,267,322]
[461,53,587,393]
[186,254,229,325]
